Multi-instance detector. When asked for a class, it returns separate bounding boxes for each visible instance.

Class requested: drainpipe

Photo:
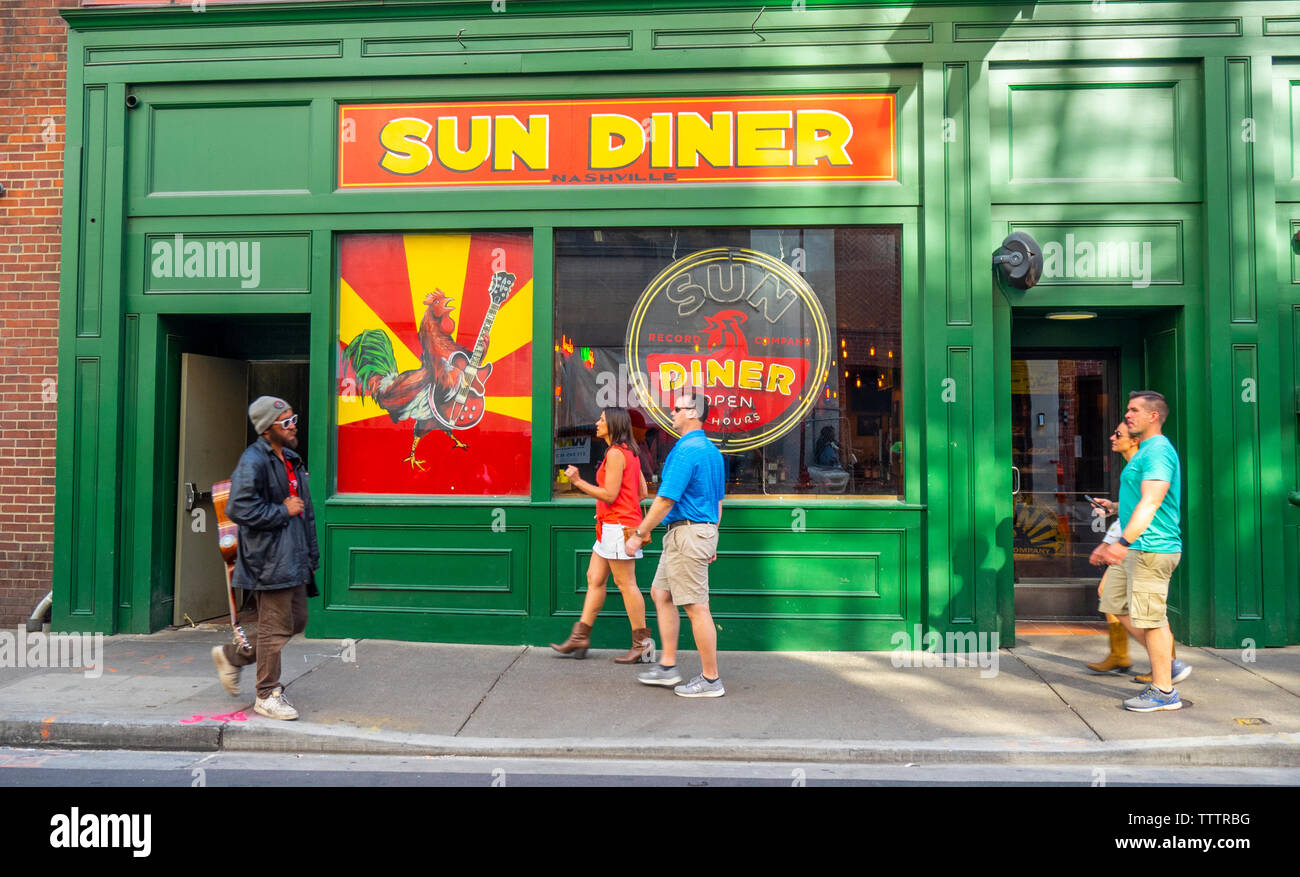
[26,591,52,632]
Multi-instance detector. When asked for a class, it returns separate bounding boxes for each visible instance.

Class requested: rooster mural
[336,233,533,495]
[345,286,492,467]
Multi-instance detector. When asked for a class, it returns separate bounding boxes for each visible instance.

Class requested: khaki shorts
[651,522,717,606]
[1101,549,1181,629]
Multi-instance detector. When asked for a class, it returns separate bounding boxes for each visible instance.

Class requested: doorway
[1007,308,1184,622]
[1011,348,1120,618]
[162,315,310,627]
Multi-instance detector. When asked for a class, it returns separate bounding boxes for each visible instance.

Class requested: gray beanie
[249,396,290,434]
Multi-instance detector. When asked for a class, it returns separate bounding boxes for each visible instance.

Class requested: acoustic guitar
[211,480,252,655]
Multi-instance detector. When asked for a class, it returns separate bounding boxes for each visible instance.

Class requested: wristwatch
[634,529,648,540]
[1118,536,1131,547]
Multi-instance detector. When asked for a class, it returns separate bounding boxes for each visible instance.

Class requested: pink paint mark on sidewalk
[179,711,249,724]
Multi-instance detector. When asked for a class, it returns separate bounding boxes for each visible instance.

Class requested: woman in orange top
[552,407,655,663]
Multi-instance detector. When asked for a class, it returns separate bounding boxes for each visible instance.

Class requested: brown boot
[550,622,592,659]
[613,627,656,664]
[1086,622,1133,674]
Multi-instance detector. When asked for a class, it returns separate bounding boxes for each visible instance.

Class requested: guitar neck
[466,300,501,368]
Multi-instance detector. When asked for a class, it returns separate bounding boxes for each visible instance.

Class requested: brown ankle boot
[613,628,656,664]
[1086,622,1133,674]
[550,622,592,659]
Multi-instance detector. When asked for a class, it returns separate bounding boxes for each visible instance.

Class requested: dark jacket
[227,437,320,594]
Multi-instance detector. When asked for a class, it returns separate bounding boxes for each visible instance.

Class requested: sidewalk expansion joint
[1009,648,1105,742]
[1200,648,1300,699]
[454,645,527,737]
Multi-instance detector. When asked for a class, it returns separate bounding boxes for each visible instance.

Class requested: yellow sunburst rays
[404,233,472,339]
[481,278,533,423]
[337,278,422,426]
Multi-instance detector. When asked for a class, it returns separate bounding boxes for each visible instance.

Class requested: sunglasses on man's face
[276,414,299,429]
[673,406,698,414]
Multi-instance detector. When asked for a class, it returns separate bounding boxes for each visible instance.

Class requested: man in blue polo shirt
[625,391,726,697]
[1099,390,1188,711]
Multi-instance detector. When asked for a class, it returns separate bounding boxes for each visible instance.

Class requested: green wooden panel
[141,232,311,294]
[116,315,139,633]
[363,33,632,56]
[69,358,101,619]
[1008,221,1183,289]
[989,65,1202,203]
[1226,58,1257,323]
[651,23,932,49]
[78,87,106,337]
[1272,64,1300,200]
[944,62,971,326]
[145,103,312,195]
[326,524,529,613]
[551,524,905,619]
[954,18,1242,42]
[945,347,976,624]
[88,41,343,65]
[1290,218,1300,285]
[1230,345,1263,621]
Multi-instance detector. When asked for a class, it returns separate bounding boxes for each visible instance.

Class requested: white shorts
[592,522,643,561]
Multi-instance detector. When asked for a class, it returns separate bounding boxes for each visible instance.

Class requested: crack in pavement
[1008,647,1105,742]
[455,646,528,737]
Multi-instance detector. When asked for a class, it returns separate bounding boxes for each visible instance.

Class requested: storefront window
[335,231,533,495]
[553,227,902,499]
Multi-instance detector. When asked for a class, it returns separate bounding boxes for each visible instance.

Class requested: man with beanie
[211,396,319,720]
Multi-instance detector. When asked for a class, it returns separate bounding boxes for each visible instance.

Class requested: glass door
[1011,349,1120,618]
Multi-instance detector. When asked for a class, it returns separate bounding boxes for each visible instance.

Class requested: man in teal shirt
[1100,390,1188,711]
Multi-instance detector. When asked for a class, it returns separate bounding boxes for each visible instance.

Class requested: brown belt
[667,519,711,531]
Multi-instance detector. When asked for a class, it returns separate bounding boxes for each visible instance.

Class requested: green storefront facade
[53,0,1300,650]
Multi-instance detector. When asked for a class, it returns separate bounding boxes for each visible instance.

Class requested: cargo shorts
[651,522,717,606]
[1101,548,1181,629]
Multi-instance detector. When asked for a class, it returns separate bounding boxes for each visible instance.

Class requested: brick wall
[0,0,67,627]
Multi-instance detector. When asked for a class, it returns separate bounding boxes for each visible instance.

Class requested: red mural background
[336,232,533,495]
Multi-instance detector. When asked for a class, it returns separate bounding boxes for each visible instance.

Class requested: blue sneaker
[1123,685,1182,712]
[1170,659,1192,684]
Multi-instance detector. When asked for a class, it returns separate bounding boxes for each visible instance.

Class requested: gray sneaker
[637,664,683,687]
[674,674,725,698]
[254,687,299,721]
[211,645,240,697]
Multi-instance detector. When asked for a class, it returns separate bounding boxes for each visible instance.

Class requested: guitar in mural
[432,270,516,431]
[343,270,516,470]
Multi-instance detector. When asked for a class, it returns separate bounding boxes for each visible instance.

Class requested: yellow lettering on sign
[379,117,434,175]
[649,113,674,168]
[794,110,853,167]
[590,114,645,169]
[765,364,796,395]
[706,359,735,387]
[737,360,763,390]
[676,111,733,169]
[736,111,793,167]
[436,116,492,172]
[493,114,550,171]
[658,362,688,391]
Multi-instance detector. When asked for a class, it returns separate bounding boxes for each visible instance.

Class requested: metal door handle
[1011,466,1020,496]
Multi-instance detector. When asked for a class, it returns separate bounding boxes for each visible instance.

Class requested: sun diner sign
[339,94,895,188]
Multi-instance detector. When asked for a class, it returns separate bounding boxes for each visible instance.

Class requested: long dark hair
[602,407,640,458]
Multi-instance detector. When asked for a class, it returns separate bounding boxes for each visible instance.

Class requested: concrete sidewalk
[1,628,1297,767]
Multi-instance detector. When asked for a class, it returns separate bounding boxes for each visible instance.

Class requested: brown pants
[222,585,308,699]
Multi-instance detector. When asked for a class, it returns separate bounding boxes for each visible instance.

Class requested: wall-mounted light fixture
[0,183,6,197]
[993,232,1043,289]
[1045,311,1098,321]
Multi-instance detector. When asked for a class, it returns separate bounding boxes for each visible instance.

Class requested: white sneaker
[211,646,240,697]
[254,687,299,721]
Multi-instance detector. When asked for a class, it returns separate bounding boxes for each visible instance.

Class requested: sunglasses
[276,414,299,429]
[672,405,697,414]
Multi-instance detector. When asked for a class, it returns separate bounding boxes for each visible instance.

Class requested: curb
[5,719,1298,767]
[0,720,222,752]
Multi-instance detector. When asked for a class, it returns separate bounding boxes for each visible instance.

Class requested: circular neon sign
[626,247,831,453]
